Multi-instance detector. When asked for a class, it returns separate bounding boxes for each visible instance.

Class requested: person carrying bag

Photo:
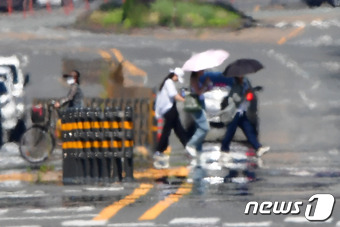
[184,93,202,112]
[184,70,213,158]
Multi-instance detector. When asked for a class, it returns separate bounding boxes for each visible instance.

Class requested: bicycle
[19,99,59,164]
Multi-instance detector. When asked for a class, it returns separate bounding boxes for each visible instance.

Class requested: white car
[0,56,29,144]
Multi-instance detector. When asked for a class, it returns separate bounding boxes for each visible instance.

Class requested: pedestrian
[54,70,84,109]
[185,70,212,158]
[219,75,270,167]
[153,67,188,169]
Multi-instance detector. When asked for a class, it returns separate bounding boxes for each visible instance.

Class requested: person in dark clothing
[54,70,84,109]
[219,75,270,167]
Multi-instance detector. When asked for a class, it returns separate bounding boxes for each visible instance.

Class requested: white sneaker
[185,145,197,158]
[153,151,169,169]
[219,152,232,167]
[257,146,270,157]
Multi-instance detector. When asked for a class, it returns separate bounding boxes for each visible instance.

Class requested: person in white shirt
[153,68,188,169]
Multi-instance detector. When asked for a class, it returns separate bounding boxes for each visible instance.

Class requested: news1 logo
[244,194,335,221]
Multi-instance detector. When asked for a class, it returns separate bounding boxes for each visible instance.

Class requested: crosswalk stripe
[0,214,95,221]
[0,209,8,215]
[4,225,41,227]
[169,217,220,225]
[284,217,333,223]
[223,221,272,226]
[24,206,95,214]
[61,220,106,226]
[107,223,156,226]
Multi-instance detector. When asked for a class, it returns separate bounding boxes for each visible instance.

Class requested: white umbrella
[182,49,229,72]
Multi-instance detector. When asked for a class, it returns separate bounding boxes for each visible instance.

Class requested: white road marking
[299,91,317,109]
[24,206,95,214]
[169,217,220,225]
[24,209,49,214]
[50,206,95,212]
[64,189,82,193]
[293,35,338,47]
[108,223,157,226]
[265,49,310,79]
[61,220,107,226]
[288,170,313,176]
[0,209,8,215]
[4,226,41,227]
[0,190,47,199]
[285,217,333,223]
[0,214,95,221]
[84,187,124,192]
[321,61,340,72]
[311,19,340,29]
[223,221,272,226]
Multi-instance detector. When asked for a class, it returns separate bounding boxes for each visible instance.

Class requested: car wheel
[328,0,340,6]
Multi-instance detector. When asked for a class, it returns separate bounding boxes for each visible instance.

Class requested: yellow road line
[134,167,189,179]
[111,48,147,77]
[98,50,112,61]
[93,183,153,221]
[138,182,192,220]
[0,173,35,182]
[124,61,147,76]
[277,26,305,45]
[111,48,125,62]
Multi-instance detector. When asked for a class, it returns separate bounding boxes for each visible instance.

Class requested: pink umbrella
[182,49,229,72]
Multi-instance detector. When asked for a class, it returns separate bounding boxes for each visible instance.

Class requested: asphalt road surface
[0,1,340,226]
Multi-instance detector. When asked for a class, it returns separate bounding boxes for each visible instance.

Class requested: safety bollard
[112,105,123,182]
[123,102,134,182]
[93,107,107,184]
[62,109,77,185]
[72,108,83,184]
[77,107,86,184]
[84,107,98,184]
[82,107,91,184]
[102,106,113,184]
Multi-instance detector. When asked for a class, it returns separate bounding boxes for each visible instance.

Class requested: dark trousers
[157,103,188,153]
[221,112,261,152]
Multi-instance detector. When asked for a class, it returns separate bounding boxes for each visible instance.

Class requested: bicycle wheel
[19,125,55,164]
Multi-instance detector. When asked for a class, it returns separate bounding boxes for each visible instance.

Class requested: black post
[78,107,86,184]
[123,101,134,182]
[112,105,123,182]
[62,109,77,185]
[102,106,113,184]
